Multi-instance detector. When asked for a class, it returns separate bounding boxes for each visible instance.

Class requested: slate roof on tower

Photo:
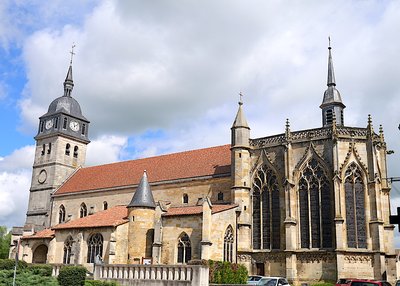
[54,144,231,196]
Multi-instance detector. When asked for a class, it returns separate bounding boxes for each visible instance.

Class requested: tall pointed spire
[232,92,249,128]
[320,38,346,127]
[127,171,156,209]
[63,44,75,97]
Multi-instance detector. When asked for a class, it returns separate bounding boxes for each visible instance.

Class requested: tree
[0,226,11,259]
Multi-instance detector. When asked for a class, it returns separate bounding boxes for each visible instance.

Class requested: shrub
[27,263,53,276]
[58,265,87,286]
[0,269,58,286]
[0,259,28,270]
[85,280,119,286]
[208,260,248,284]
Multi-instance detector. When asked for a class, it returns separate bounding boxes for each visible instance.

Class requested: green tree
[0,227,11,259]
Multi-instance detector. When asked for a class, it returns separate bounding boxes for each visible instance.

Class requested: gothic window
[82,124,86,135]
[218,191,224,201]
[103,201,108,210]
[298,158,332,249]
[47,143,52,154]
[223,225,234,262]
[345,162,367,248]
[177,233,191,264]
[87,233,103,263]
[73,146,79,158]
[326,109,333,125]
[63,117,68,129]
[80,203,87,218]
[59,205,66,223]
[65,144,70,156]
[63,236,73,264]
[183,194,188,204]
[252,164,280,250]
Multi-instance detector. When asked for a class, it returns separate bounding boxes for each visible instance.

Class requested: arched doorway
[32,244,48,264]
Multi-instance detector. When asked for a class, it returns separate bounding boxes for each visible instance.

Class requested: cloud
[86,135,128,166]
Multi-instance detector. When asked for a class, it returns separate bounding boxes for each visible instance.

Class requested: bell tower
[25,52,90,230]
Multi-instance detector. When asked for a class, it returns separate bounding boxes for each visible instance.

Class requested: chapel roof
[162,204,238,217]
[52,205,128,230]
[22,228,55,240]
[54,144,231,196]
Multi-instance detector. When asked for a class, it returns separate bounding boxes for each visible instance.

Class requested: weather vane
[328,36,331,48]
[239,91,244,105]
[69,43,76,65]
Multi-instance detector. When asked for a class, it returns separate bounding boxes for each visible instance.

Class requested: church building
[10,44,396,283]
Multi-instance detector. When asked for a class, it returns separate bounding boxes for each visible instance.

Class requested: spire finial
[69,43,76,65]
[327,37,336,86]
[239,91,244,105]
[328,36,331,49]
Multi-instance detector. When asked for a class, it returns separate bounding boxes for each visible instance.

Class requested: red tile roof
[162,204,238,217]
[22,228,55,240]
[54,144,231,196]
[52,205,128,230]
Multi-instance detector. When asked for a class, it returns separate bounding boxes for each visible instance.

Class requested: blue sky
[1,0,400,245]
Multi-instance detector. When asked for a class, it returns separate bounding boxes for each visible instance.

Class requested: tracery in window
[223,225,234,262]
[80,203,87,218]
[87,233,103,263]
[299,158,332,249]
[345,162,366,248]
[252,164,280,250]
[177,233,191,264]
[59,205,66,223]
[63,236,73,264]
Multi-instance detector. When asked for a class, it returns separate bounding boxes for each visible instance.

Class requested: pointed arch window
[73,146,79,158]
[299,158,333,249]
[59,205,66,223]
[252,164,280,250]
[223,225,234,262]
[80,203,87,218]
[87,233,103,263]
[345,162,367,248]
[177,233,191,264]
[65,144,70,156]
[63,236,73,264]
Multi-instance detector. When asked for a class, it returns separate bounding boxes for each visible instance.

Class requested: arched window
[299,158,332,249]
[223,225,234,262]
[177,233,191,264]
[73,146,79,158]
[59,205,66,223]
[63,236,73,264]
[54,117,59,129]
[41,144,46,156]
[103,201,108,210]
[252,164,280,250]
[345,162,366,248]
[218,191,224,201]
[87,233,103,263]
[47,143,52,154]
[81,124,86,135]
[63,117,68,129]
[80,203,87,218]
[183,194,188,204]
[65,144,70,156]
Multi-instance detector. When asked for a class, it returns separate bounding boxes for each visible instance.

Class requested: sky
[1,0,400,245]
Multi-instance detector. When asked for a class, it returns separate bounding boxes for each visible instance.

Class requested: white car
[249,276,291,286]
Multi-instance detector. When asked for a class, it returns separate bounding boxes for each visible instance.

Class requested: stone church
[10,44,396,283]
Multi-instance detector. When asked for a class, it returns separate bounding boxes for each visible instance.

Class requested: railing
[51,264,65,276]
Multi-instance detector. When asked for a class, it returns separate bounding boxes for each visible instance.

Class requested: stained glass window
[252,164,280,250]
[345,163,366,248]
[298,158,332,248]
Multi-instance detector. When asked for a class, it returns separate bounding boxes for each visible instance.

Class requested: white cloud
[86,135,128,166]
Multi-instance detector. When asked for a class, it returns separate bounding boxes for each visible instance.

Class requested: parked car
[348,280,391,286]
[248,275,264,285]
[248,276,290,286]
[336,278,355,286]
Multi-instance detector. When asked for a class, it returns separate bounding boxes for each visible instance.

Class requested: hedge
[57,265,87,286]
[0,259,28,270]
[27,264,53,276]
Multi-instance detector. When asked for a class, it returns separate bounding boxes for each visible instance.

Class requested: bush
[0,269,58,286]
[0,259,28,270]
[208,260,248,284]
[58,265,87,286]
[27,264,53,276]
[85,280,119,286]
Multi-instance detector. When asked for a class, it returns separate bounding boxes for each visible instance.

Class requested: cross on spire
[69,43,76,65]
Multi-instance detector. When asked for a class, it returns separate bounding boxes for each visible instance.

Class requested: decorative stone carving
[339,142,368,175]
[237,254,252,262]
[343,254,373,264]
[297,252,336,263]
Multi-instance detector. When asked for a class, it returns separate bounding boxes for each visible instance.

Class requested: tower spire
[63,44,75,97]
[320,38,345,127]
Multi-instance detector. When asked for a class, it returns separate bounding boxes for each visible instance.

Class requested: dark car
[348,280,392,286]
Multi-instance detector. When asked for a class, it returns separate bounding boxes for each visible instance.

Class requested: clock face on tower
[45,119,53,130]
[69,120,80,132]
